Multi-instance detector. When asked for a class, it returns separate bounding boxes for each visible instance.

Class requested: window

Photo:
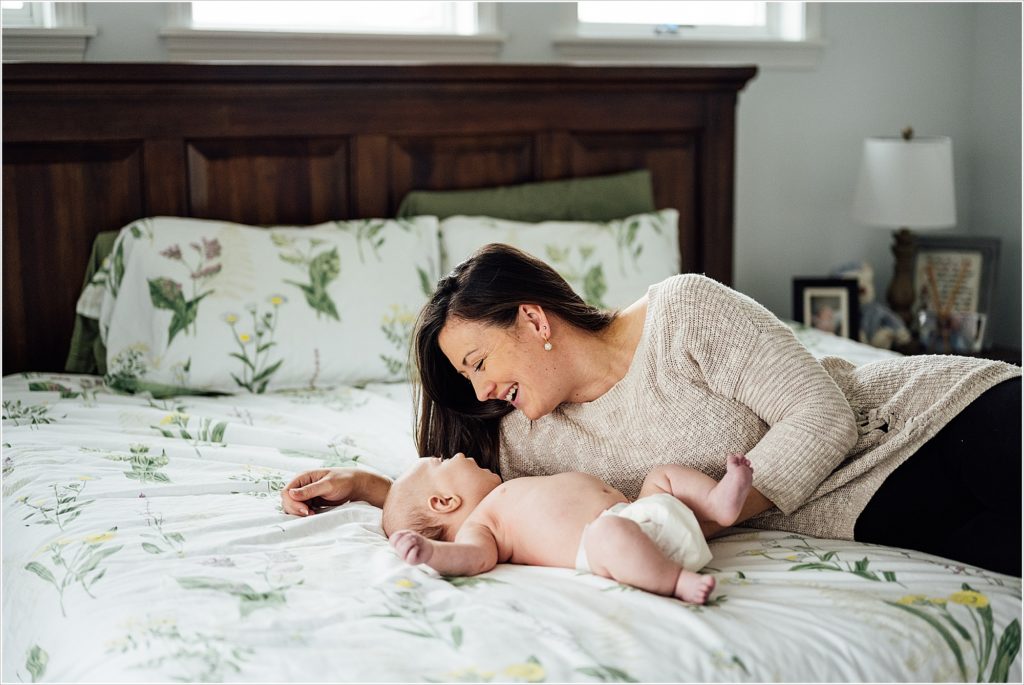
[2,2,95,62]
[189,1,480,36]
[1,1,52,27]
[161,1,503,62]
[556,1,822,69]
[576,1,808,41]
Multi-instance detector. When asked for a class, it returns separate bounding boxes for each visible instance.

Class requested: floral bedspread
[2,371,1020,683]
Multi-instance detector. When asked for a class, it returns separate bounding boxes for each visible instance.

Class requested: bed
[3,64,1021,683]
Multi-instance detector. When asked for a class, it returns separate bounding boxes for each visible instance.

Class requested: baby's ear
[427,494,462,514]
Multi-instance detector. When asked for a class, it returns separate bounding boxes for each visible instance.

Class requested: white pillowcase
[439,210,680,309]
[95,215,440,393]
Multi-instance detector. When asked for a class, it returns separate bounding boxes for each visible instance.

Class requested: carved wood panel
[566,132,698,274]
[186,138,350,225]
[2,142,144,372]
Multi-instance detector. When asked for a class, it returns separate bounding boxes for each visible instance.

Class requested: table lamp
[852,127,956,326]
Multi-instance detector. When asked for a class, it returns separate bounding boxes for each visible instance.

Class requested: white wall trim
[2,26,97,62]
[552,34,824,70]
[2,2,95,62]
[159,27,505,62]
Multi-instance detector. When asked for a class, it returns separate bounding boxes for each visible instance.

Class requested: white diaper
[575,493,713,573]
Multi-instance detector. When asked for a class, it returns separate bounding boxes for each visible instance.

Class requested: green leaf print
[176,569,300,617]
[148,277,211,346]
[28,382,81,399]
[24,528,122,617]
[105,444,171,484]
[110,238,126,297]
[990,619,1020,682]
[284,247,341,321]
[576,665,639,682]
[581,265,608,308]
[887,601,968,680]
[25,645,48,683]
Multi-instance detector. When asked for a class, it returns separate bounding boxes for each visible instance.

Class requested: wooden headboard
[2,63,756,374]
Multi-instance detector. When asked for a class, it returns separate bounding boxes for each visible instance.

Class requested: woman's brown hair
[412,243,616,473]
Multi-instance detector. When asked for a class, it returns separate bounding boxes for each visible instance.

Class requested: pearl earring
[544,341,553,351]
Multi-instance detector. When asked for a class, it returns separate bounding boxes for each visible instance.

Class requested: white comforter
[2,328,1020,683]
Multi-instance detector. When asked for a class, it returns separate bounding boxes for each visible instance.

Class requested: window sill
[2,26,97,62]
[553,34,824,70]
[159,27,506,62]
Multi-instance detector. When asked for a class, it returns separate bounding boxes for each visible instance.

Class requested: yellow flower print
[928,597,948,606]
[77,475,95,481]
[84,531,116,544]
[223,313,239,324]
[949,590,989,608]
[896,594,927,605]
[784,554,800,561]
[268,294,287,306]
[238,333,252,344]
[446,667,495,681]
[503,662,545,682]
[160,412,188,425]
[395,578,419,589]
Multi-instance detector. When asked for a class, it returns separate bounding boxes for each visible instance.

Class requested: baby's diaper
[575,493,713,572]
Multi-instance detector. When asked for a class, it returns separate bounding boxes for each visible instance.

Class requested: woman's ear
[427,494,463,514]
[518,304,550,340]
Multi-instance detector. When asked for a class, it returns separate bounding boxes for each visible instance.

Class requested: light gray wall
[74,1,1022,346]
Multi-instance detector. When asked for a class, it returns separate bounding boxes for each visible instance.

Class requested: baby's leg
[582,515,715,604]
[639,455,753,527]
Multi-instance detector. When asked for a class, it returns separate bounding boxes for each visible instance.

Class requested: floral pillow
[439,210,679,309]
[87,216,440,394]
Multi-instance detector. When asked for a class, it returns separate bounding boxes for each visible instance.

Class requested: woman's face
[437,308,561,421]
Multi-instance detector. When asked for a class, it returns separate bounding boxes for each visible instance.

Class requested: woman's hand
[281,468,391,516]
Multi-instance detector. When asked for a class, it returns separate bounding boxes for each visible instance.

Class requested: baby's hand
[389,529,435,566]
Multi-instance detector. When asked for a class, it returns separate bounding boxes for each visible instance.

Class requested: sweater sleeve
[664,275,858,515]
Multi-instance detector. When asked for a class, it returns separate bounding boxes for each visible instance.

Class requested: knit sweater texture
[499,274,1021,540]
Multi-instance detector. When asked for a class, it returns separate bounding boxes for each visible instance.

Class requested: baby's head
[382,453,502,541]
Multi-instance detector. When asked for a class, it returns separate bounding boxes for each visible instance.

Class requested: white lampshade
[853,136,956,228]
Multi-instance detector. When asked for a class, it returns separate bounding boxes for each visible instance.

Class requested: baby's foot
[675,570,716,604]
[706,454,753,526]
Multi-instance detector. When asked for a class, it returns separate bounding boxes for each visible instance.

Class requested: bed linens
[3,364,1019,682]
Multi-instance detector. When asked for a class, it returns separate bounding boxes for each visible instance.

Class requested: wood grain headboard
[2,63,756,374]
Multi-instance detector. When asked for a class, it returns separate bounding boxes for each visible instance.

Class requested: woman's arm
[671,276,858,516]
[281,468,392,516]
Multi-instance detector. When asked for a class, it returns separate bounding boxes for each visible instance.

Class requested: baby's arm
[389,522,499,576]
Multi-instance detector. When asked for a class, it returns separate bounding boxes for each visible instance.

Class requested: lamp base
[887,227,916,327]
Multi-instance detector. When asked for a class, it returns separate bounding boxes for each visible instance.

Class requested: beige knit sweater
[499,274,1020,540]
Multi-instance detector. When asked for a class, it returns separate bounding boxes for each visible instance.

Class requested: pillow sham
[67,230,119,374]
[440,209,680,309]
[397,169,656,223]
[92,215,440,394]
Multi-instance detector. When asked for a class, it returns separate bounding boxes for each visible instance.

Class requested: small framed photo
[911,234,1000,349]
[792,278,860,339]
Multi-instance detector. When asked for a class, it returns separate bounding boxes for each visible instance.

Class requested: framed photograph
[911,234,1000,348]
[792,278,860,340]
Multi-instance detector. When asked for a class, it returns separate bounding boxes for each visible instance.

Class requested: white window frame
[159,2,505,63]
[1,2,96,62]
[554,2,824,70]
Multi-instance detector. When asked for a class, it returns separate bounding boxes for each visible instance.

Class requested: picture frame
[910,234,1000,349]
[792,278,860,340]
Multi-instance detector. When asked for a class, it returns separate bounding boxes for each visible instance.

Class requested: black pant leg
[854,376,1022,576]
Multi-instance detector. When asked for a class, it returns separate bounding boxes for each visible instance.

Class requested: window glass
[578,1,767,28]
[190,1,478,35]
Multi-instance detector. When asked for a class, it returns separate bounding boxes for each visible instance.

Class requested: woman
[283,244,1022,575]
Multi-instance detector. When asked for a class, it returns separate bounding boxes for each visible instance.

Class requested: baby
[383,453,753,604]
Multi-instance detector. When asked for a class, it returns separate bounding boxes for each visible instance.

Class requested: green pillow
[396,169,655,222]
[65,230,118,374]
